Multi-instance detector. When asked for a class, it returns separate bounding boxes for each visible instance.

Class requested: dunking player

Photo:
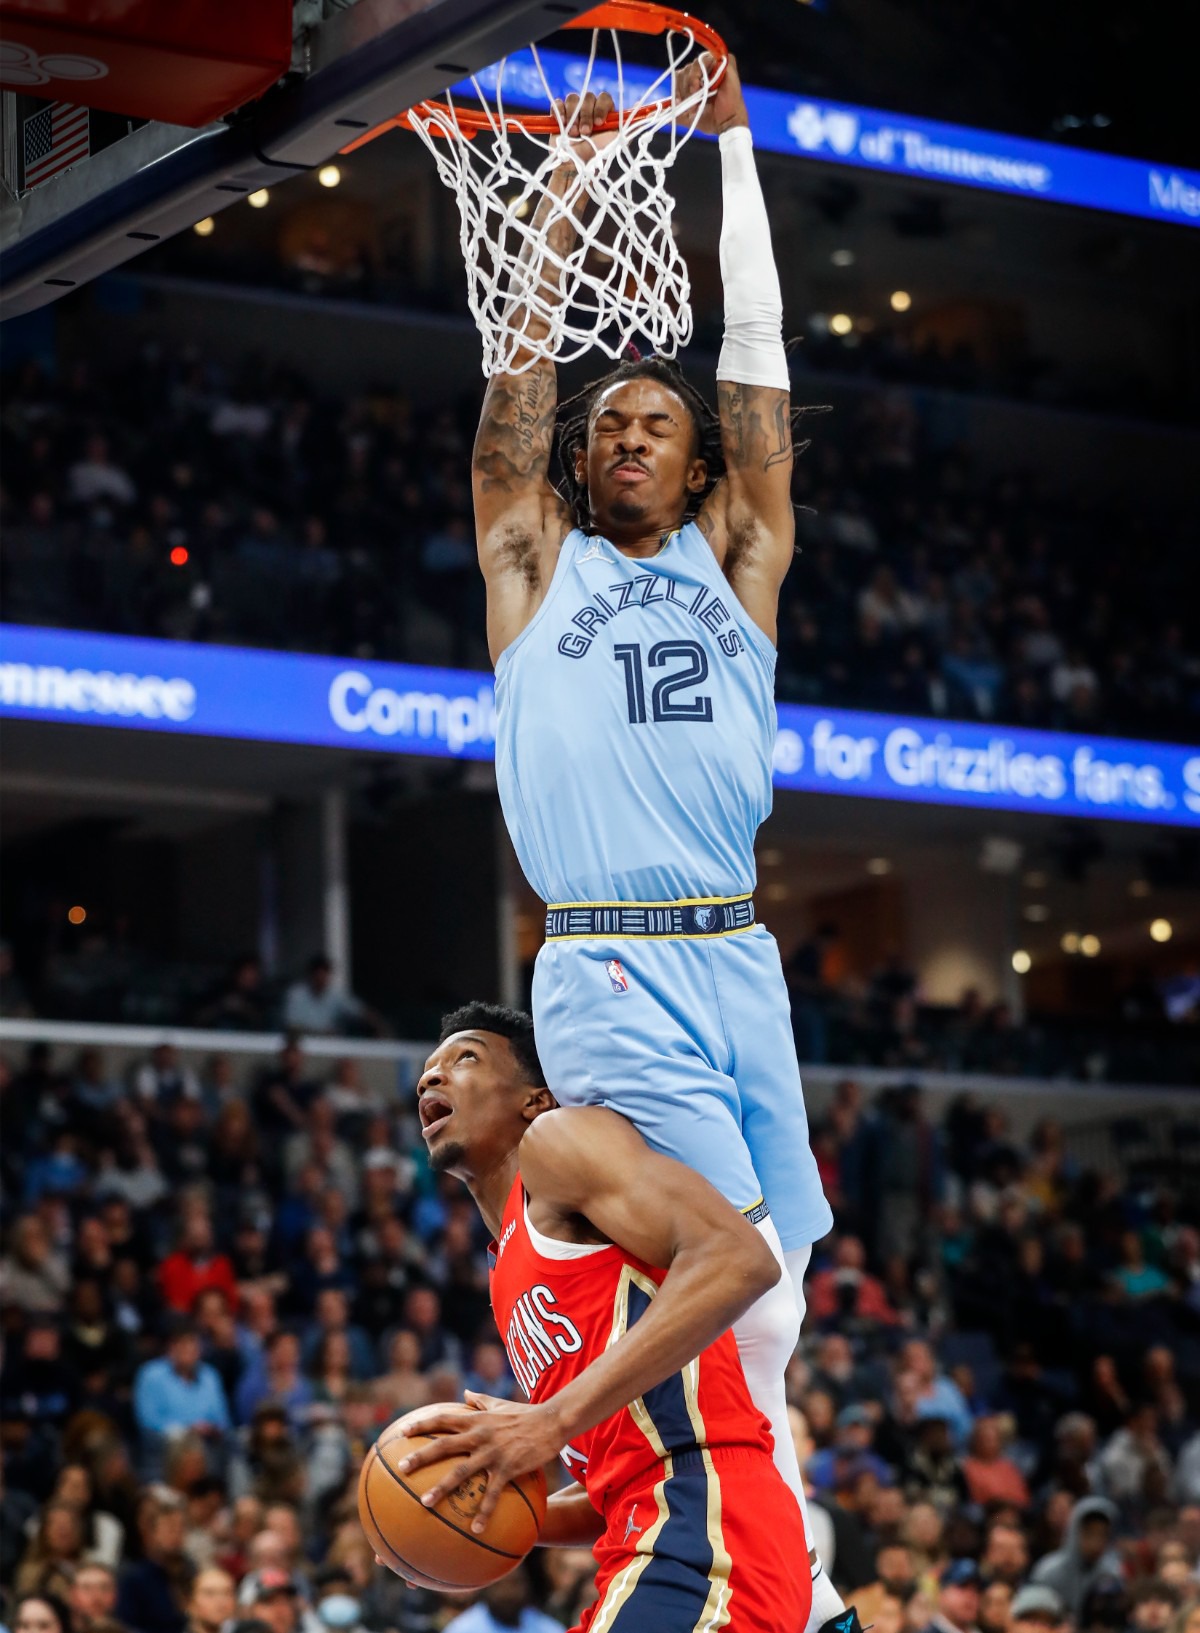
[471,57,844,1631]
[395,1005,811,1631]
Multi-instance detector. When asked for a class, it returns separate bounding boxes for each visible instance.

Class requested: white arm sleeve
[717,125,790,392]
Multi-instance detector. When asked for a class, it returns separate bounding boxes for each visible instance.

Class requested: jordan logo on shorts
[623,1504,643,1544]
[605,959,630,994]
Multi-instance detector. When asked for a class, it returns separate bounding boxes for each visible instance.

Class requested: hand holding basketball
[391,1394,564,1532]
[676,49,745,136]
[359,1405,548,1592]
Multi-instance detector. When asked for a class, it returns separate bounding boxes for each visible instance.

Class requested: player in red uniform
[390,1003,811,1631]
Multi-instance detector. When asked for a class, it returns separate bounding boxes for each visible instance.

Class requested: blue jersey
[495,523,776,905]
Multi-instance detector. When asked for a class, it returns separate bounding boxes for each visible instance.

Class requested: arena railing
[2,1017,1197,1174]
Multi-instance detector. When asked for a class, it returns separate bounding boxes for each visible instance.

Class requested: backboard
[0,0,594,319]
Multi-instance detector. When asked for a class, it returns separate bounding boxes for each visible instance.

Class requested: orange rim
[339,0,726,152]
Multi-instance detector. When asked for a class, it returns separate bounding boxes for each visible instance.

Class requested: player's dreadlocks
[554,350,821,532]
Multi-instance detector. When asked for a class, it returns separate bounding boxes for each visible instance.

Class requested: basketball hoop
[342,1,728,376]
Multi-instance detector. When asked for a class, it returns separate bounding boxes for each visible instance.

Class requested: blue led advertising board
[3,625,1197,828]
[458,50,1200,229]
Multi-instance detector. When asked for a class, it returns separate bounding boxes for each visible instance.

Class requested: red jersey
[488,1174,773,1513]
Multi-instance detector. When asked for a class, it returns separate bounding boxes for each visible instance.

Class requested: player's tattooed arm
[694,379,796,643]
[472,91,613,662]
[473,367,561,498]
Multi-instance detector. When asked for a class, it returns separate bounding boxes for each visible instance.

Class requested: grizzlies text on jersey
[495,522,776,906]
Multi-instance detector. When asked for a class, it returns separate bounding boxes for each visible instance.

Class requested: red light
[170,546,189,566]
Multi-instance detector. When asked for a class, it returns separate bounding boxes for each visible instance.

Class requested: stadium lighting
[759,848,784,867]
[866,857,892,875]
[193,217,215,237]
[1012,950,1032,974]
[1150,918,1173,942]
[1080,934,1101,958]
[318,164,342,188]
[169,546,189,566]
[765,882,790,902]
[1129,878,1151,897]
[890,289,912,312]
[831,248,855,267]
[830,312,853,336]
[248,189,270,208]
[1060,932,1080,954]
[67,905,86,925]
[1023,903,1050,922]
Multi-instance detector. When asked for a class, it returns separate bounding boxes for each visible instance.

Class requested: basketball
[358,1413,548,1591]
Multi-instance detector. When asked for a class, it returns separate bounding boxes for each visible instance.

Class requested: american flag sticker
[23,102,90,190]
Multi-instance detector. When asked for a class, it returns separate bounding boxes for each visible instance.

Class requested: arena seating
[3,1034,1199,1628]
[3,348,1196,743]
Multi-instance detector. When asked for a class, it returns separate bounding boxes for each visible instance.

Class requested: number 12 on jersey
[614,641,713,724]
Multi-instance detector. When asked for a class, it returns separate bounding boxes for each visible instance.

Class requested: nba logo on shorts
[694,906,717,931]
[604,959,629,994]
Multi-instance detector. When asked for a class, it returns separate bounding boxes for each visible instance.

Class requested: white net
[403,17,722,376]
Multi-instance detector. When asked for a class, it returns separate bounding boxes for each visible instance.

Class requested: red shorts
[576,1446,810,1633]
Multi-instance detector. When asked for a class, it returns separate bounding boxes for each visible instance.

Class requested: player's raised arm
[472,92,613,663]
[686,57,796,645]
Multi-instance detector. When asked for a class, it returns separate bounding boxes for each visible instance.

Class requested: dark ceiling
[700,0,1194,169]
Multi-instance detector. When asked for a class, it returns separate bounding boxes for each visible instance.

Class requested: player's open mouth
[419,1093,454,1139]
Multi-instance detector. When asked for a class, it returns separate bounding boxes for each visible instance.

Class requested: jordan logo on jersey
[578,539,609,563]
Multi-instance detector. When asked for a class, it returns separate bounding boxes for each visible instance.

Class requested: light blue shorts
[532,924,834,1252]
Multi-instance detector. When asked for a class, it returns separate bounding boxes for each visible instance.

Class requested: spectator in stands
[68,434,137,508]
[196,957,271,1032]
[283,1102,359,1207]
[370,1329,430,1413]
[961,1416,1031,1507]
[301,1288,374,1380]
[133,1320,232,1460]
[158,1211,238,1315]
[15,1501,86,1600]
[11,1597,73,1633]
[1097,1404,1173,1508]
[899,1341,973,1450]
[116,1489,193,1633]
[237,1572,302,1633]
[235,1331,312,1429]
[1030,1497,1122,1617]
[184,1568,237,1633]
[809,1235,904,1329]
[0,1316,80,1433]
[132,1045,201,1117]
[1009,1586,1066,1633]
[53,1462,125,1567]
[68,1563,122,1633]
[396,1285,460,1373]
[442,1565,563,1633]
[281,956,385,1039]
[922,1559,982,1633]
[253,1041,320,1139]
[0,1214,71,1313]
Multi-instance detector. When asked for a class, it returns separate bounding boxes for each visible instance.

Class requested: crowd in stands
[2,346,1197,743]
[781,938,1200,1090]
[4,1029,1200,1633]
[4,937,1197,1089]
